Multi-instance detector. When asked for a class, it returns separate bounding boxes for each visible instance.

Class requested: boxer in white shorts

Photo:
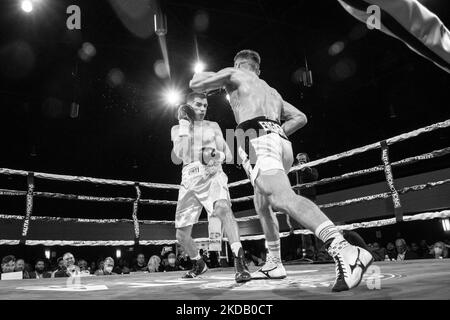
[171,92,251,283]
[190,50,373,292]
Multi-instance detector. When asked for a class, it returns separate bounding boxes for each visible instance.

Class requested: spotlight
[116,249,122,259]
[194,61,205,74]
[21,0,33,13]
[443,218,450,232]
[164,88,182,106]
[44,249,51,260]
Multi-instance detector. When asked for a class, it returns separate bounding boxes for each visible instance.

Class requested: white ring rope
[1,209,448,246]
[0,120,449,245]
[228,119,450,188]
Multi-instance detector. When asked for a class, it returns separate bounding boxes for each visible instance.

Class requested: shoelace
[334,255,347,281]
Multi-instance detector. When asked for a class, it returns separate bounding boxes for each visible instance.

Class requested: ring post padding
[20,172,35,245]
[133,182,141,246]
[380,140,403,222]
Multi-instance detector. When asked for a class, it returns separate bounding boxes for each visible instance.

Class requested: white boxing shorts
[236,117,294,185]
[175,161,231,229]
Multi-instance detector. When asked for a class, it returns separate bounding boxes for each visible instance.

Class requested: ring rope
[0,168,180,190]
[228,119,450,188]
[292,147,450,191]
[1,209,448,246]
[1,178,448,225]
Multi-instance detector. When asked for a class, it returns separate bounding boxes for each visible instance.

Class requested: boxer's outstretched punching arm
[190,68,240,93]
[280,100,307,137]
[212,122,233,164]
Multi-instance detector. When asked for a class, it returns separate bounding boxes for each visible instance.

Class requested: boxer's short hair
[234,49,261,66]
[186,92,207,105]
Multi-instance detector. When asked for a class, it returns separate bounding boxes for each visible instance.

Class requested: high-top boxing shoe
[182,258,208,279]
[234,248,251,283]
[250,254,287,280]
[327,238,374,292]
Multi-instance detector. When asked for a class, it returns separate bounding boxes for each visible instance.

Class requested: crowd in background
[2,234,448,280]
[0,247,224,279]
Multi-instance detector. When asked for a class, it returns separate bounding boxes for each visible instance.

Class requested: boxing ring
[0,119,450,300]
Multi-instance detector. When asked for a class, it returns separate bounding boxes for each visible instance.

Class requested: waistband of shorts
[236,117,288,140]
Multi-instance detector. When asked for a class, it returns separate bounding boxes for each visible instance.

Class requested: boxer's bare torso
[171,120,224,166]
[189,67,305,137]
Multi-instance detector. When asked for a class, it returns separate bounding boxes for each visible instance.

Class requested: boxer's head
[186,92,208,121]
[234,50,261,76]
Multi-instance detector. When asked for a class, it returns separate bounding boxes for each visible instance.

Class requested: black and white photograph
[0,0,449,307]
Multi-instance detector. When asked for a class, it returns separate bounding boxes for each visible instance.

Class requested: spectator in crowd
[77,259,89,272]
[28,259,51,279]
[14,258,30,279]
[409,242,422,258]
[162,253,182,272]
[177,253,192,271]
[385,242,397,261]
[113,258,131,274]
[199,249,211,267]
[1,255,16,274]
[131,253,147,272]
[395,238,419,261]
[89,261,97,274]
[147,255,162,272]
[427,241,448,259]
[370,242,387,262]
[419,240,432,257]
[53,252,80,278]
[95,257,116,276]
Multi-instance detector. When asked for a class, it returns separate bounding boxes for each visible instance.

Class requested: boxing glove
[201,147,225,165]
[177,104,196,137]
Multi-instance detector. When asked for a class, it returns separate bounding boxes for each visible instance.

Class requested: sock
[266,240,281,263]
[315,221,344,248]
[230,242,242,257]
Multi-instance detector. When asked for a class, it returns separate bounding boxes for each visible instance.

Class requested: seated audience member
[208,251,221,269]
[28,259,51,279]
[131,253,148,272]
[427,241,448,259]
[14,258,30,279]
[420,240,434,258]
[147,255,162,272]
[1,255,16,274]
[53,252,80,278]
[395,238,419,261]
[113,258,131,274]
[385,242,397,261]
[177,253,192,271]
[95,257,117,276]
[89,261,97,274]
[162,253,182,272]
[409,242,422,258]
[370,242,387,262]
[77,259,89,272]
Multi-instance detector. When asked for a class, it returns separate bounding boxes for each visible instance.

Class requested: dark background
[0,0,449,222]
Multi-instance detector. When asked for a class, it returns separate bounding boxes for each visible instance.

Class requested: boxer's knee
[213,200,232,220]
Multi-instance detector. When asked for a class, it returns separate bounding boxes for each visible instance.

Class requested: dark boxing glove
[177,104,196,137]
